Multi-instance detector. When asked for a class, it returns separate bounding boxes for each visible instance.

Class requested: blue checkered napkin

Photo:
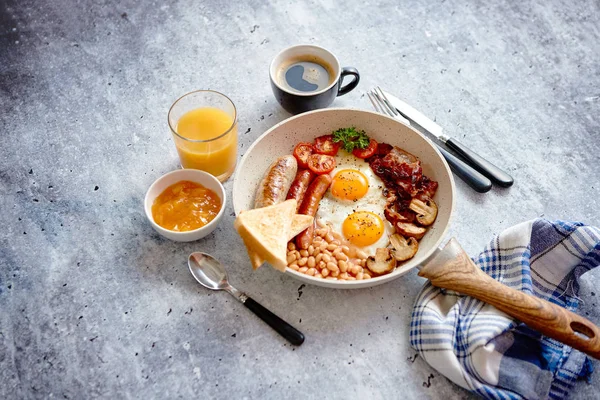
[410,219,600,400]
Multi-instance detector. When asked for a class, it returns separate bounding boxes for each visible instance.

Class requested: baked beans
[285,220,375,281]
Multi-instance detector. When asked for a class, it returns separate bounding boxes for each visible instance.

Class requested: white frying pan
[232,108,600,358]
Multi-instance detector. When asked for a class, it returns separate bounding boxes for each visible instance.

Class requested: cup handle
[337,67,360,97]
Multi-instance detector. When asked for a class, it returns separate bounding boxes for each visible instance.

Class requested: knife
[370,90,492,193]
[382,90,514,187]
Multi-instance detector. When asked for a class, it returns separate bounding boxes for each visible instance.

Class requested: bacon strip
[368,144,438,226]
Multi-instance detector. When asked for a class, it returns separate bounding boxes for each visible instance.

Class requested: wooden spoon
[419,238,600,359]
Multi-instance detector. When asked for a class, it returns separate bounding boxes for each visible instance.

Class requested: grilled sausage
[254,155,298,208]
[295,174,332,249]
[286,169,315,212]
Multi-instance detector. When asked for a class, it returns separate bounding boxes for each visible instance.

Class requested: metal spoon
[188,252,305,346]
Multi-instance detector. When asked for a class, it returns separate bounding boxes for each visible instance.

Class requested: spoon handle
[243,297,305,346]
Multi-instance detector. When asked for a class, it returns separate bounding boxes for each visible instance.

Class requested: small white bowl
[144,169,226,242]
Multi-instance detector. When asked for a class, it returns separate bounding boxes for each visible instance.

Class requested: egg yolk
[331,169,369,201]
[342,211,385,247]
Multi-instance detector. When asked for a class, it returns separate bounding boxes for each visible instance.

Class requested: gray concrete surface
[1,0,599,398]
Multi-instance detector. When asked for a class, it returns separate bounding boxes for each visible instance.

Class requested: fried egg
[316,151,394,256]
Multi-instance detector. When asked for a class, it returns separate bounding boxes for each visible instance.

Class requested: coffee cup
[269,44,360,114]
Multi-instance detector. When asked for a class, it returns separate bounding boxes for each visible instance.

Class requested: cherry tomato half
[293,142,314,169]
[352,138,378,159]
[307,154,336,175]
[313,135,341,156]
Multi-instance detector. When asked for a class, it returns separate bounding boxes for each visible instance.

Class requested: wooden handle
[419,238,600,359]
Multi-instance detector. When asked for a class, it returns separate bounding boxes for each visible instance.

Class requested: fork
[368,90,493,193]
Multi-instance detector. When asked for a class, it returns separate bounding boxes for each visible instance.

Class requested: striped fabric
[410,219,600,400]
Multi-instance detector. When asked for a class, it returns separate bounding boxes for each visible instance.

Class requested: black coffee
[277,56,335,93]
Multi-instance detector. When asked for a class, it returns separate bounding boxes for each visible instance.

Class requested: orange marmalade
[151,180,221,232]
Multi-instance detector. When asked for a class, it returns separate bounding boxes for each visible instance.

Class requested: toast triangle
[247,213,314,269]
[234,199,297,272]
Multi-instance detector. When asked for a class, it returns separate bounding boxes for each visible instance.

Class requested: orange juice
[174,107,237,181]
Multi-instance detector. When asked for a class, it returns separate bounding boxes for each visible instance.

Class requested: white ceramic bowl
[144,169,226,242]
[232,108,456,289]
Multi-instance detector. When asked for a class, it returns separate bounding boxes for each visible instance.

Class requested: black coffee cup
[269,44,360,114]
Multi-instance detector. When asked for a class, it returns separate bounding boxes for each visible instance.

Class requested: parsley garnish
[332,127,370,152]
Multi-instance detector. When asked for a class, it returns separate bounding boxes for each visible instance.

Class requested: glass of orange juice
[168,90,237,182]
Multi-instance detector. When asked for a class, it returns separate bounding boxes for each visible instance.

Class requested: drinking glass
[168,90,237,182]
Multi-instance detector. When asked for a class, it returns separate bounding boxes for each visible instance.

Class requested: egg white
[316,150,394,256]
